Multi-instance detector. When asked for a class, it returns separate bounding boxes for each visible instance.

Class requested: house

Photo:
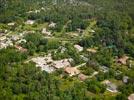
[99,66,109,73]
[49,22,56,28]
[0,36,6,41]
[87,48,97,53]
[35,10,40,13]
[80,55,88,62]
[6,40,13,46]
[16,39,27,44]
[15,45,27,52]
[107,83,117,93]
[11,35,20,41]
[123,76,129,83]
[64,67,80,76]
[8,22,15,26]
[128,93,134,100]
[31,56,55,73]
[78,74,88,81]
[30,55,73,73]
[77,28,83,33]
[102,80,118,93]
[0,39,13,49]
[42,28,51,36]
[58,46,66,53]
[117,56,129,65]
[41,7,45,11]
[0,42,7,49]
[74,44,83,52]
[0,32,5,37]
[25,20,35,25]
[40,65,55,73]
[26,10,34,13]
[52,59,71,69]
[115,70,122,76]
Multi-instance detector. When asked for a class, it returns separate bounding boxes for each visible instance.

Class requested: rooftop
[128,93,134,100]
[64,67,80,76]
[74,44,83,52]
[117,55,129,65]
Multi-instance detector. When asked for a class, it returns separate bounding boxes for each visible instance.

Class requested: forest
[0,0,134,100]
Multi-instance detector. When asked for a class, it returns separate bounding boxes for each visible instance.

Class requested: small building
[16,39,27,44]
[123,76,129,84]
[25,20,35,25]
[99,66,109,73]
[58,46,66,53]
[64,67,80,76]
[0,36,7,41]
[31,56,55,73]
[117,56,129,65]
[102,80,118,93]
[52,59,71,69]
[78,74,88,81]
[31,56,72,73]
[0,32,5,37]
[6,40,13,46]
[35,10,40,13]
[87,48,97,53]
[74,44,83,52]
[80,55,88,62]
[49,22,56,28]
[8,22,15,26]
[15,45,27,52]
[128,93,134,100]
[77,28,83,34]
[11,35,20,41]
[42,28,51,36]
[0,42,7,49]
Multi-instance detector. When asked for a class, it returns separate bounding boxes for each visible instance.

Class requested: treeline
[0,63,90,100]
[0,48,27,66]
[1,0,134,32]
[79,12,134,58]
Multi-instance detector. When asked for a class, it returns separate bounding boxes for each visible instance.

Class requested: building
[78,74,88,81]
[15,45,27,52]
[16,39,27,44]
[49,22,56,28]
[11,35,20,41]
[80,55,88,62]
[31,56,72,73]
[0,36,6,41]
[128,94,134,100]
[8,22,15,26]
[0,32,5,37]
[52,59,71,69]
[64,67,80,76]
[0,42,7,49]
[117,56,129,65]
[74,44,83,52]
[42,28,51,36]
[87,48,97,53]
[102,80,118,93]
[123,76,129,83]
[25,20,35,25]
[31,56,55,73]
[99,66,109,73]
